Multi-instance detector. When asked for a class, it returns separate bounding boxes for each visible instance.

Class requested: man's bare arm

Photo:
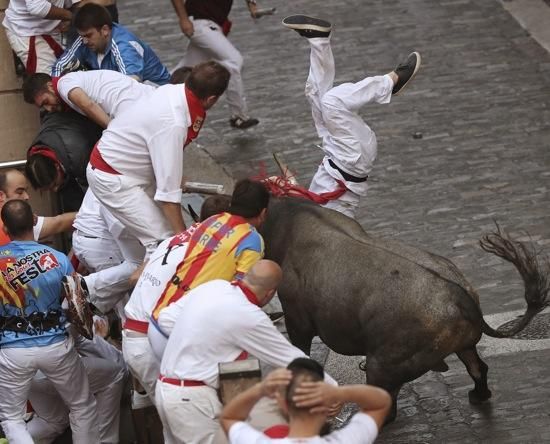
[38,212,77,240]
[170,0,194,36]
[44,5,72,21]
[293,383,392,430]
[159,201,186,234]
[67,88,111,129]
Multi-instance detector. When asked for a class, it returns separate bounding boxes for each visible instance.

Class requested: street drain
[497,312,550,340]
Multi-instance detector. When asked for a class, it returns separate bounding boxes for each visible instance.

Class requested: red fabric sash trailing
[262,176,348,205]
[26,35,64,74]
[184,87,206,147]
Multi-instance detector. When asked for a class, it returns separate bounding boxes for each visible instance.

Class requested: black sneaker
[230,115,259,130]
[392,52,421,95]
[282,15,332,38]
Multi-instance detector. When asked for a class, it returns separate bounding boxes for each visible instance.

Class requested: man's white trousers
[0,336,99,444]
[179,18,248,118]
[86,165,173,257]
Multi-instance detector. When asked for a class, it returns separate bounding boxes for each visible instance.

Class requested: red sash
[26,35,63,74]
[90,143,121,175]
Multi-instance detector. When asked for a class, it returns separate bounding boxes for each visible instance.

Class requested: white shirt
[97,84,192,204]
[57,70,155,118]
[33,216,44,241]
[3,0,76,36]
[160,280,307,388]
[229,413,378,444]
[124,224,198,322]
[72,189,112,239]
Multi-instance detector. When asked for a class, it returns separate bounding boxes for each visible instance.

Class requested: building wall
[0,0,57,219]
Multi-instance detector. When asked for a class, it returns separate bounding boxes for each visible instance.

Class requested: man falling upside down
[282,15,421,218]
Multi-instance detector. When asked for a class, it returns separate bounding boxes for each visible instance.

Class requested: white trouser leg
[305,37,335,139]
[4,29,61,74]
[73,232,129,312]
[155,383,225,444]
[27,372,71,443]
[87,166,174,258]
[0,337,99,444]
[122,332,160,402]
[185,19,247,117]
[147,322,169,362]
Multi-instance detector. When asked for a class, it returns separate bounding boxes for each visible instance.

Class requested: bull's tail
[479,223,550,338]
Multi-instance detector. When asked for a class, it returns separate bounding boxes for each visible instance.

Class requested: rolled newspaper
[183,181,225,195]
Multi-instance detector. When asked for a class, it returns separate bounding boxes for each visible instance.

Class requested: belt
[123,318,149,334]
[90,143,121,175]
[159,375,206,387]
[327,158,368,183]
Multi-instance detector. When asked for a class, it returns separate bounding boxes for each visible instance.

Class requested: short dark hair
[22,73,52,104]
[1,200,34,238]
[286,358,324,413]
[186,61,230,100]
[229,179,269,218]
[170,66,193,85]
[74,3,113,31]
[25,154,57,190]
[200,195,231,221]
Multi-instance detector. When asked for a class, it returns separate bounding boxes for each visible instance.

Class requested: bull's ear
[187,204,200,223]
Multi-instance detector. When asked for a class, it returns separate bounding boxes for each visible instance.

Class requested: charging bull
[260,196,549,420]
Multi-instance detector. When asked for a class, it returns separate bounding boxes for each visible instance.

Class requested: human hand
[261,368,292,398]
[292,381,342,415]
[179,17,194,37]
[248,3,258,18]
[56,20,71,33]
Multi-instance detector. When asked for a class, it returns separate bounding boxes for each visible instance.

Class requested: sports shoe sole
[393,52,422,96]
[63,274,94,339]
[282,15,332,33]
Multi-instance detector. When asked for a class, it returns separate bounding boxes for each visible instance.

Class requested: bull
[260,196,549,420]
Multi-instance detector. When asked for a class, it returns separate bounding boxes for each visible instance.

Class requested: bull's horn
[272,152,299,185]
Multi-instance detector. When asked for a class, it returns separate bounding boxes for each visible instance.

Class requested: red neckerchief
[184,87,206,147]
[51,77,70,112]
[231,280,260,307]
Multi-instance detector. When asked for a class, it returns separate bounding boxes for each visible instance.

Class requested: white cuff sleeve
[154,188,183,204]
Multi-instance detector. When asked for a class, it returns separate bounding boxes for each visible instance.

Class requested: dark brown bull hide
[260,197,549,420]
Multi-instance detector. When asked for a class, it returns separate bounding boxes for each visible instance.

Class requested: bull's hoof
[468,388,492,405]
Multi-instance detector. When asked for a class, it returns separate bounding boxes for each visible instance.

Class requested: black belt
[327,158,368,183]
[1,311,64,335]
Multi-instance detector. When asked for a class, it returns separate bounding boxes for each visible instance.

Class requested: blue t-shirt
[0,241,73,348]
[52,23,170,85]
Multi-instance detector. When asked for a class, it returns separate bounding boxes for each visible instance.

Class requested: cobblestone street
[119,0,550,441]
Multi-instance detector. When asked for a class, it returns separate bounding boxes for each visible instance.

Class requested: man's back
[151,212,264,320]
[159,279,260,387]
[228,412,379,444]
[97,83,188,178]
[0,240,72,348]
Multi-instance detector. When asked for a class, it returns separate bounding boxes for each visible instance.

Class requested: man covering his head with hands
[221,357,392,443]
